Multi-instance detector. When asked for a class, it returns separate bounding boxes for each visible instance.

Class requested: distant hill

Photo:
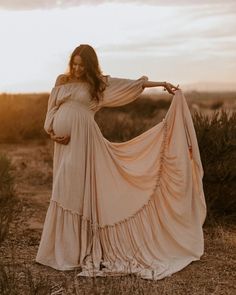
[1,81,236,94]
[181,82,236,92]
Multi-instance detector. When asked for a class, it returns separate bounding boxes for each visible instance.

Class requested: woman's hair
[67,44,107,102]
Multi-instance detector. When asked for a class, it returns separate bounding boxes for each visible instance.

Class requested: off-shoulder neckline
[53,75,110,89]
[53,81,87,89]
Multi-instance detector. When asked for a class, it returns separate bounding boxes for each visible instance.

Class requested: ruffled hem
[77,256,199,280]
[35,258,81,271]
[36,199,202,280]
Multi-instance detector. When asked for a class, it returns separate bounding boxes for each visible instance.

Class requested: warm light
[0,2,235,92]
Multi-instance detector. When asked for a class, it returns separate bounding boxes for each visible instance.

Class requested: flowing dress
[35,76,206,280]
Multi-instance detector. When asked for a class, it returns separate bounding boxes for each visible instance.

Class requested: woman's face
[72,55,85,79]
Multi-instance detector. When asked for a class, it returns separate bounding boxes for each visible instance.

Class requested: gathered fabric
[36,76,206,280]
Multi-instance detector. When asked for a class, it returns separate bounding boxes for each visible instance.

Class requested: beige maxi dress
[35,76,206,280]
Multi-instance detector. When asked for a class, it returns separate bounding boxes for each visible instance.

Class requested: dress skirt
[36,78,206,280]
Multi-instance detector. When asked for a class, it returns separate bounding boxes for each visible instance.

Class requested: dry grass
[0,142,235,295]
[0,215,235,294]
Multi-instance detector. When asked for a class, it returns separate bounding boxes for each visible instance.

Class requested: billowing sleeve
[44,83,74,134]
[98,75,148,108]
[44,87,60,134]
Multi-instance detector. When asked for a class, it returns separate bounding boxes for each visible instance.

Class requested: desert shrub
[95,96,168,142]
[210,101,224,110]
[193,110,236,223]
[116,96,171,118]
[95,109,160,142]
[0,154,19,243]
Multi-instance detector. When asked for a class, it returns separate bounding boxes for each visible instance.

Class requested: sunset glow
[0,1,236,92]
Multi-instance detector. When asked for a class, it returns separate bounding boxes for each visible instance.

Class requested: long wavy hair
[67,44,107,102]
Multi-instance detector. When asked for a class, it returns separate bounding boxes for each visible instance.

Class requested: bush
[0,154,19,244]
[95,96,168,142]
[193,110,236,223]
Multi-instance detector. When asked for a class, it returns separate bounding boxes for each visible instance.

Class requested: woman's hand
[163,82,179,95]
[49,131,70,145]
[142,80,180,94]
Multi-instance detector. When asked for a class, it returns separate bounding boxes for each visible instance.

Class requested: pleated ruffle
[37,89,206,280]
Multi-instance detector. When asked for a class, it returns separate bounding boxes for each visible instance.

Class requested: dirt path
[0,141,235,294]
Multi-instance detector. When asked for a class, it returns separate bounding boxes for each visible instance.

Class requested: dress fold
[36,77,206,280]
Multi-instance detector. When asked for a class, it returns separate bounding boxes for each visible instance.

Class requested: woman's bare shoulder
[54,74,70,86]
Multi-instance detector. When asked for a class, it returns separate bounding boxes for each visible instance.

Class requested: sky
[0,0,236,92]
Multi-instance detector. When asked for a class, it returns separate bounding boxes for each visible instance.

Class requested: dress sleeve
[44,87,60,134]
[98,75,148,108]
[44,82,75,134]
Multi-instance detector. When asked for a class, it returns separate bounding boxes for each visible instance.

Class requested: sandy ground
[0,141,235,294]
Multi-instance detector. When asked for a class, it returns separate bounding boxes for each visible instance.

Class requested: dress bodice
[69,82,92,104]
[44,75,148,135]
[55,82,99,112]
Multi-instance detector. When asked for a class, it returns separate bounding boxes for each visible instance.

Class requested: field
[0,90,235,144]
[0,91,235,294]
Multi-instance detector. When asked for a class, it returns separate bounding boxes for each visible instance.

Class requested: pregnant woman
[36,44,206,280]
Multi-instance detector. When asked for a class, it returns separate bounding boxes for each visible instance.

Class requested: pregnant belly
[53,104,76,137]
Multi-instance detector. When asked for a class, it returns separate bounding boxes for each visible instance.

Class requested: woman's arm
[143,80,179,95]
[47,74,71,145]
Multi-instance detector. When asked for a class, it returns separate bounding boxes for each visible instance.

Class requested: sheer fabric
[36,76,206,280]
